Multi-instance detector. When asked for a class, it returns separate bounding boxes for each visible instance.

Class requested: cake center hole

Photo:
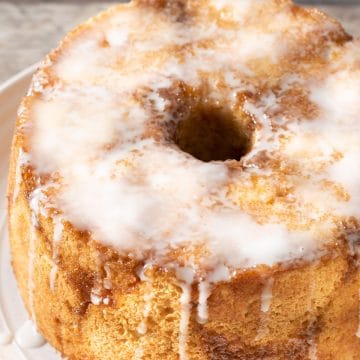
[174,105,253,162]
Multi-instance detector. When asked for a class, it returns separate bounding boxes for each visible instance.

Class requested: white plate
[0,66,61,360]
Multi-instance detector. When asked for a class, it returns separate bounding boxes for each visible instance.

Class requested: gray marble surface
[1,1,360,83]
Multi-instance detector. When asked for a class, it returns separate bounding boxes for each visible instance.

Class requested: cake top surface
[16,0,360,274]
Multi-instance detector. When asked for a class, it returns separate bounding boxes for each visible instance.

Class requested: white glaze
[135,346,144,360]
[53,218,64,245]
[137,315,147,334]
[21,0,349,275]
[90,293,102,306]
[256,277,274,340]
[103,264,112,290]
[306,276,318,360]
[137,265,154,336]
[90,250,106,306]
[308,68,360,219]
[175,267,195,360]
[308,340,318,360]
[196,266,231,324]
[197,281,210,324]
[356,289,360,338]
[49,265,58,292]
[260,278,274,313]
[207,266,231,283]
[27,187,48,325]
[211,0,255,13]
[12,148,29,203]
[0,331,13,346]
[49,218,63,291]
[178,282,192,360]
[137,289,153,335]
[103,297,110,305]
[15,320,46,349]
[28,204,38,323]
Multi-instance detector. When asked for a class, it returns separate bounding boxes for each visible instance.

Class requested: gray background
[1,1,360,83]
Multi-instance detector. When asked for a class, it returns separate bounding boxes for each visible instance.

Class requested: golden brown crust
[7,0,360,359]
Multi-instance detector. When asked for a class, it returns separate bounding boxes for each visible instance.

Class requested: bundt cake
[7,0,360,359]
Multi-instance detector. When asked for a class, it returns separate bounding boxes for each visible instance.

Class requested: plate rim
[0,64,39,95]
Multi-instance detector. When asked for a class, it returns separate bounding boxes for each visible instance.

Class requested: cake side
[8,163,360,359]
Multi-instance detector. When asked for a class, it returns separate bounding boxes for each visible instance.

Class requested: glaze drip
[256,277,274,340]
[356,289,360,338]
[12,148,29,203]
[306,275,318,360]
[49,217,63,291]
[197,281,210,324]
[178,282,192,360]
[309,341,318,360]
[260,278,274,313]
[15,320,45,349]
[137,266,154,336]
[28,194,40,324]
[0,331,13,346]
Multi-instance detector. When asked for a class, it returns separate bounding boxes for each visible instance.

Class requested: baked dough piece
[8,0,360,359]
